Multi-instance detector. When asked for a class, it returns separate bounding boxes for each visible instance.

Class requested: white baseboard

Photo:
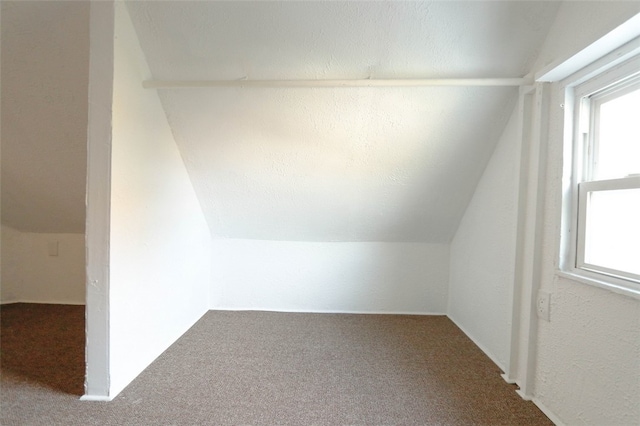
[501,372,517,384]
[80,394,114,402]
[0,299,85,306]
[208,307,447,316]
[533,397,565,426]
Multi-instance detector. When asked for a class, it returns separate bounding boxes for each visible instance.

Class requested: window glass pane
[584,188,640,275]
[596,87,640,180]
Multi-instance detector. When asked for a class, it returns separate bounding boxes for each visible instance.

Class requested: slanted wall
[448,109,520,370]
[108,1,211,397]
[85,1,211,399]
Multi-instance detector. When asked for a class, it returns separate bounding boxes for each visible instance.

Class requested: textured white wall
[211,240,449,314]
[107,2,211,398]
[1,224,85,305]
[158,85,517,243]
[448,5,640,424]
[449,3,640,424]
[126,1,559,244]
[448,111,520,370]
[531,4,640,424]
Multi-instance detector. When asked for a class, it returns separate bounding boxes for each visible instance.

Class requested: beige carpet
[1,304,552,425]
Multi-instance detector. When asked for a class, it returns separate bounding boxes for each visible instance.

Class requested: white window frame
[560,52,640,298]
[577,178,640,280]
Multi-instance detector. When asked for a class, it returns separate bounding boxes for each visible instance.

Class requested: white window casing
[560,51,640,299]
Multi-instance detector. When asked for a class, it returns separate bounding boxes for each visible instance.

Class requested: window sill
[556,270,640,300]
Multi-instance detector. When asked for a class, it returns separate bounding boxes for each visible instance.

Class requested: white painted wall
[1,1,89,234]
[1,224,85,305]
[531,5,640,424]
[447,3,640,424]
[448,110,520,370]
[211,240,448,314]
[127,1,559,244]
[0,225,21,303]
[1,0,88,306]
[106,2,211,398]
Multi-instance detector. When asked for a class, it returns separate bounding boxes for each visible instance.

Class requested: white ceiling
[1,1,561,241]
[1,1,89,233]
[127,1,560,242]
[128,1,559,81]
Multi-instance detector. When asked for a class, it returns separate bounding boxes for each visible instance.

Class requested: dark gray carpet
[1,304,552,425]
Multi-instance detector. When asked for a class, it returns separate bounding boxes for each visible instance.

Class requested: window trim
[560,52,640,299]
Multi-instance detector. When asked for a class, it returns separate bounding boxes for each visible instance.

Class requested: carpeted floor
[1,303,552,425]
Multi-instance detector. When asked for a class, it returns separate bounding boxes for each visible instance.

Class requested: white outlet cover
[537,290,551,321]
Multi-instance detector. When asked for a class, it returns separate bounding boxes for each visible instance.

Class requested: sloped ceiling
[1,1,560,241]
[1,1,89,233]
[127,1,560,242]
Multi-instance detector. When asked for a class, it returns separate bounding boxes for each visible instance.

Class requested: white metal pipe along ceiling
[143,78,531,89]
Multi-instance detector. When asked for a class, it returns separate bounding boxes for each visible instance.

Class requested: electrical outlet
[536,290,551,322]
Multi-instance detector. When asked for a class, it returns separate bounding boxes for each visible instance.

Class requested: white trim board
[533,398,566,426]
[79,395,115,402]
[0,300,86,306]
[84,0,115,401]
[210,308,447,316]
[536,13,640,82]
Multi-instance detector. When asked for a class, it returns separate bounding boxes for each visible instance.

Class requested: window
[564,54,640,295]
